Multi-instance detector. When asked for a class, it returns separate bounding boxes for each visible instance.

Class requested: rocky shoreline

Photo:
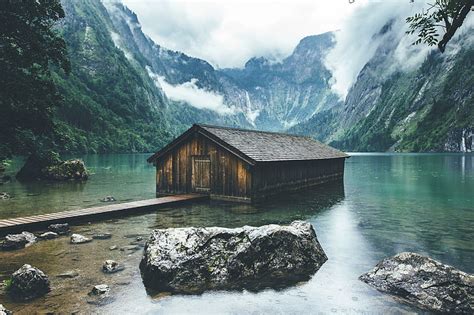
[1,221,472,313]
[360,252,473,313]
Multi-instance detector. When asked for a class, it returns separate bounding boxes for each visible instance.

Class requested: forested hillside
[36,0,474,153]
[290,27,473,152]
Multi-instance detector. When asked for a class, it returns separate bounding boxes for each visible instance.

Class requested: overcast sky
[122,0,370,68]
[120,0,473,100]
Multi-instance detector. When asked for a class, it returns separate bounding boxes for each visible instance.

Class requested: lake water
[0,153,473,314]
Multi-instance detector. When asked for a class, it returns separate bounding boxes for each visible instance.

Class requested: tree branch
[438,0,473,52]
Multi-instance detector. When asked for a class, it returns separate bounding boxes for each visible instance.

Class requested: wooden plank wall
[252,158,345,200]
[155,133,252,200]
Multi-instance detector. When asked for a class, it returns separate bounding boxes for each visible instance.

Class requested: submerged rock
[8,264,50,301]
[90,284,110,295]
[92,233,112,240]
[39,231,59,240]
[102,260,124,274]
[87,284,114,305]
[120,245,141,253]
[1,232,37,250]
[100,196,116,202]
[140,220,327,294]
[0,304,12,315]
[48,223,70,235]
[360,252,473,314]
[70,234,92,244]
[56,270,79,278]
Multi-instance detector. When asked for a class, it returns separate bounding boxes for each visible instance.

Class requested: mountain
[52,0,472,154]
[102,1,341,130]
[53,0,247,154]
[290,23,474,152]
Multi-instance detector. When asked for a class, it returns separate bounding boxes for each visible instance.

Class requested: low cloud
[146,67,235,115]
[324,1,438,99]
[122,0,359,68]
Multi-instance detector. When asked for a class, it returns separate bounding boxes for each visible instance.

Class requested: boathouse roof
[147,124,348,165]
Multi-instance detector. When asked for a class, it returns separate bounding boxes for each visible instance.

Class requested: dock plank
[0,194,208,235]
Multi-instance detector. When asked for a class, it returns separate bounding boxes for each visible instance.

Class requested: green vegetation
[406,0,473,53]
[332,47,473,152]
[49,0,177,154]
[0,0,70,162]
[3,278,13,292]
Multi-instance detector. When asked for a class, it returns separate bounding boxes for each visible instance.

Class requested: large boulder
[140,220,327,294]
[8,264,50,301]
[41,159,88,181]
[360,252,473,314]
[1,232,37,250]
[16,152,88,181]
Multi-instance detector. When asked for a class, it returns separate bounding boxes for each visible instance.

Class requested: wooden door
[192,156,211,193]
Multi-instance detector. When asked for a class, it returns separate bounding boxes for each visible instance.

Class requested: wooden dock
[0,194,208,235]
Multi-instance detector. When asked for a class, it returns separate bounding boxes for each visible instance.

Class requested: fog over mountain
[53,0,473,153]
[122,0,358,68]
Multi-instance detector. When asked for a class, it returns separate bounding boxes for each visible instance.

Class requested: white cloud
[324,1,438,99]
[122,0,360,68]
[146,67,235,115]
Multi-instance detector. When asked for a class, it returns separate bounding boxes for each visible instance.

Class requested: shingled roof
[148,124,348,164]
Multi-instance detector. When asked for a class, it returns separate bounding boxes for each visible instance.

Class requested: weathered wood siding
[251,158,345,201]
[155,133,252,201]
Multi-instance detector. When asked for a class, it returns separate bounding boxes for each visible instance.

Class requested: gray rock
[87,284,114,306]
[102,260,124,274]
[1,232,37,250]
[360,252,474,314]
[0,304,12,315]
[8,264,50,301]
[41,159,89,181]
[0,192,10,200]
[70,234,92,244]
[48,223,70,235]
[100,196,116,202]
[39,231,58,240]
[57,270,79,278]
[92,233,112,240]
[120,245,141,252]
[140,220,327,294]
[90,284,110,295]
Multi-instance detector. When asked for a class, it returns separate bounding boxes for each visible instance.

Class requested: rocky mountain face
[102,1,341,131]
[217,34,341,130]
[291,25,474,152]
[54,0,473,153]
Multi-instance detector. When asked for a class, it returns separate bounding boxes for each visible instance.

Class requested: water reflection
[0,153,472,314]
[150,182,345,230]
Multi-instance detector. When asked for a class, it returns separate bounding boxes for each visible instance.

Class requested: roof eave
[147,124,257,166]
[146,124,199,163]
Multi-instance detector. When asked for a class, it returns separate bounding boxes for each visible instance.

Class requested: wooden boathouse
[147,124,349,203]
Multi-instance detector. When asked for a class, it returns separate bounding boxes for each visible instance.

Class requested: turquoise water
[0,153,472,314]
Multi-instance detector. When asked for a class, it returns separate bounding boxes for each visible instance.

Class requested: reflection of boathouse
[148,124,349,203]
